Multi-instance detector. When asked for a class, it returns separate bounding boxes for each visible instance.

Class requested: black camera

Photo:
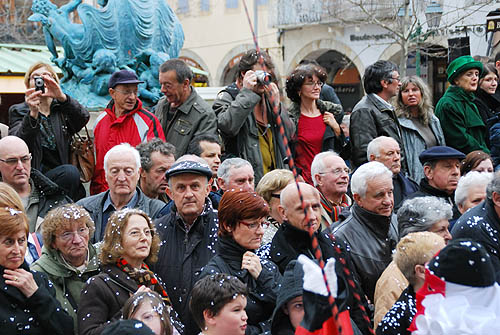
[34,76,45,93]
[255,70,271,85]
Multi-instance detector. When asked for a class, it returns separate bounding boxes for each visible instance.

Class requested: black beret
[165,160,212,180]
[102,320,155,335]
[419,146,466,164]
[428,239,495,287]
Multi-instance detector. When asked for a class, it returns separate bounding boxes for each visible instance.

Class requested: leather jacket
[332,203,399,302]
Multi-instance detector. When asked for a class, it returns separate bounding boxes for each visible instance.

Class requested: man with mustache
[406,146,465,221]
[0,135,71,233]
[333,161,399,303]
[367,136,418,210]
[136,138,176,202]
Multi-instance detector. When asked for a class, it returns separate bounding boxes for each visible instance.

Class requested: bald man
[270,182,369,333]
[0,136,71,232]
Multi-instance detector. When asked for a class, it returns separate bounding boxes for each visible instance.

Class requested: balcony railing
[270,0,415,28]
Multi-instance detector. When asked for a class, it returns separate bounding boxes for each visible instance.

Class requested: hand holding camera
[26,74,67,118]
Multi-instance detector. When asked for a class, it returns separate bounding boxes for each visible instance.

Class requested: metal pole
[254,0,258,44]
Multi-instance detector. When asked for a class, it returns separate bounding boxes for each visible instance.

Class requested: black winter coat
[350,94,406,171]
[200,236,282,335]
[0,262,74,335]
[8,96,90,171]
[332,204,399,302]
[77,264,138,335]
[152,199,218,335]
[376,285,415,335]
[407,178,461,221]
[451,199,500,281]
[270,222,372,334]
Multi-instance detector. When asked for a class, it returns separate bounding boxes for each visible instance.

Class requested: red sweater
[90,99,165,195]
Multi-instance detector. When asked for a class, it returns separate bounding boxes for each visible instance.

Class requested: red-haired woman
[199,190,282,335]
[0,206,74,334]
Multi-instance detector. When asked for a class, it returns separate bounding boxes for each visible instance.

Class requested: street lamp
[425,1,444,29]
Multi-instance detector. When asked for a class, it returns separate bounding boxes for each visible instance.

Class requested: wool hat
[419,146,466,164]
[447,55,483,84]
[165,160,213,181]
[428,239,495,287]
[108,70,144,89]
[101,320,155,335]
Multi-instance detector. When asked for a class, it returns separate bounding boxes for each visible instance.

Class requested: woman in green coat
[435,55,489,154]
[30,204,100,332]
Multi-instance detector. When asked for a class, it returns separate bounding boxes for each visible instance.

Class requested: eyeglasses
[113,88,139,97]
[0,154,32,166]
[390,76,401,82]
[57,227,90,242]
[319,167,351,176]
[128,228,153,239]
[239,219,269,230]
[303,81,324,88]
[270,193,281,199]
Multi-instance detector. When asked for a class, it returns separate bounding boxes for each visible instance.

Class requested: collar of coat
[32,243,99,278]
[351,203,394,239]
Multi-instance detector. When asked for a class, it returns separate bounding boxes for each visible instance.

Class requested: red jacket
[90,99,165,195]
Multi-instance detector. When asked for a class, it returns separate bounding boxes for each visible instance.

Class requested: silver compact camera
[34,76,45,93]
[255,70,271,85]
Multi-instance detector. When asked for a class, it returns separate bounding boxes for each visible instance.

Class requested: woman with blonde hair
[395,76,445,182]
[255,169,294,247]
[8,61,89,200]
[77,208,177,335]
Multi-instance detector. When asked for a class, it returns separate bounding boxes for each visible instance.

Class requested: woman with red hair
[199,189,282,335]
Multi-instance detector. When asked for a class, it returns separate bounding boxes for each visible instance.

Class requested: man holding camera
[214,49,294,183]
[154,59,217,158]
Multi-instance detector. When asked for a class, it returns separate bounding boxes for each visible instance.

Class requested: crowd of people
[1,49,500,335]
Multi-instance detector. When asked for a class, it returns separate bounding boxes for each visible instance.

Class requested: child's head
[122,291,172,335]
[190,273,248,334]
[271,260,304,332]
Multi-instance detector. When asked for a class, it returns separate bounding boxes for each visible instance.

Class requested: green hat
[447,55,483,84]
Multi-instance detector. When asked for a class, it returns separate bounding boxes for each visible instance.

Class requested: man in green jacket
[155,58,217,158]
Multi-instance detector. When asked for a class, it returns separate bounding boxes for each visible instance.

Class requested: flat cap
[165,160,212,180]
[108,69,144,89]
[419,146,466,164]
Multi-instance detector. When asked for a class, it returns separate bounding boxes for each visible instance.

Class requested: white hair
[351,161,392,197]
[104,143,141,176]
[455,171,493,206]
[366,136,397,161]
[310,151,339,186]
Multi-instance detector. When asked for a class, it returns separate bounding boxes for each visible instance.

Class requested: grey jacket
[76,188,166,242]
[214,84,295,183]
[350,94,406,170]
[398,115,446,182]
[154,87,217,157]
